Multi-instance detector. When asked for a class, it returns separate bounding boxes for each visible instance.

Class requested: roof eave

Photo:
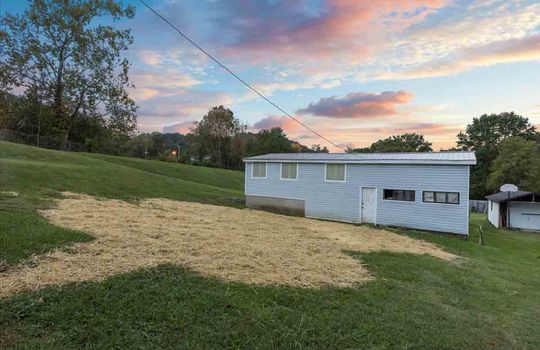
[243,159,476,165]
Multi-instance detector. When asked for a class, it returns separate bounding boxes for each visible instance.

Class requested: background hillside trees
[456,112,539,198]
[487,137,540,193]
[348,133,433,153]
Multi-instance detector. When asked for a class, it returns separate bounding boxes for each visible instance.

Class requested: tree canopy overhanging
[0,0,137,149]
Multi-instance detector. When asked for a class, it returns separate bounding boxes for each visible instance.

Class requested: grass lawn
[0,141,244,205]
[1,142,539,349]
[0,196,92,266]
[0,141,244,267]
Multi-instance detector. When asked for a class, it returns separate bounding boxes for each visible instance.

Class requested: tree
[248,127,293,156]
[348,133,433,153]
[456,112,539,198]
[487,137,540,193]
[0,0,137,149]
[189,106,244,168]
[307,144,330,153]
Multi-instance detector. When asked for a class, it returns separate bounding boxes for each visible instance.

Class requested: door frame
[359,186,378,225]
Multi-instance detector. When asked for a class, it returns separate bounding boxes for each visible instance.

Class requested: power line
[137,0,345,151]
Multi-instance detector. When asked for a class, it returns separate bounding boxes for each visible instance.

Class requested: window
[281,163,298,180]
[423,191,460,204]
[325,164,345,181]
[252,163,266,178]
[383,189,415,201]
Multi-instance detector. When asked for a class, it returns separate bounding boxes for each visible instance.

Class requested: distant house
[486,184,540,231]
[243,152,476,235]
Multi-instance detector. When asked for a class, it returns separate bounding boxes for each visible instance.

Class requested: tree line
[1,0,539,199]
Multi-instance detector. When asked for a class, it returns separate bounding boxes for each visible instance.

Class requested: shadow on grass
[1,243,538,349]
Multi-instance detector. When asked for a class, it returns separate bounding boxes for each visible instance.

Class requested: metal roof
[244,152,476,165]
[485,191,538,203]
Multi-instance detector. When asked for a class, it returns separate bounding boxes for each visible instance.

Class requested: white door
[361,187,376,224]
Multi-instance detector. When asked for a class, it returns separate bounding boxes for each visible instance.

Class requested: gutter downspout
[507,192,511,229]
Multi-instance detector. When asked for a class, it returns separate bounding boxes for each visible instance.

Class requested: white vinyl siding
[325,164,345,181]
[252,163,267,178]
[281,163,298,180]
[245,162,470,235]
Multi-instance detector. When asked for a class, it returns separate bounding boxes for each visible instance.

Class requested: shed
[243,152,476,235]
[486,186,540,231]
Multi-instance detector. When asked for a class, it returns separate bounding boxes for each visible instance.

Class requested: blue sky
[3,0,540,150]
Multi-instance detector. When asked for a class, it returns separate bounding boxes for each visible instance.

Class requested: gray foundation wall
[246,195,305,216]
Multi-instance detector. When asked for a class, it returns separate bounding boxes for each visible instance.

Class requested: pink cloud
[220,0,448,63]
[162,121,197,134]
[386,34,540,79]
[252,115,300,131]
[138,50,162,66]
[281,117,463,152]
[297,91,414,118]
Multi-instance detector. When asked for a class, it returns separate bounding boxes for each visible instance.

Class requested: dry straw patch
[0,193,458,297]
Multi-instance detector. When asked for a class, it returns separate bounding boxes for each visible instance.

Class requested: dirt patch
[0,193,458,297]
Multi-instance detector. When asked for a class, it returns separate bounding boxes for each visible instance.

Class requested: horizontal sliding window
[281,163,298,180]
[252,163,266,178]
[325,164,345,181]
[423,191,459,204]
[383,189,415,202]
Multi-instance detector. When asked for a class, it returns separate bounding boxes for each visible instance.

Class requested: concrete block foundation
[246,195,305,216]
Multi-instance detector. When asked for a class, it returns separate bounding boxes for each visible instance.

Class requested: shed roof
[485,191,539,203]
[244,152,476,165]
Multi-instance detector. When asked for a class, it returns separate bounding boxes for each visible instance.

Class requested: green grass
[84,153,244,192]
[1,216,539,349]
[1,142,540,349]
[0,141,244,205]
[0,194,93,266]
[0,141,244,267]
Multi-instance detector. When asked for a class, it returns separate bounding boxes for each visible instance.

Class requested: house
[486,184,540,231]
[243,152,476,235]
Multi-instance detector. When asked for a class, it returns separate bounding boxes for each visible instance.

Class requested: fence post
[478,226,484,246]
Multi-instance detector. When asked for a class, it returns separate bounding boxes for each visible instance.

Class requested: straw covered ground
[0,192,458,297]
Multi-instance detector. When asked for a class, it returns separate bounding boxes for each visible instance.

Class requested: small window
[325,164,345,181]
[423,191,460,204]
[281,163,298,180]
[447,192,459,204]
[435,192,446,203]
[423,191,434,202]
[252,163,266,178]
[383,189,415,202]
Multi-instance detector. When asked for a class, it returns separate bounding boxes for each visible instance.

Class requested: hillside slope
[0,141,244,205]
[0,141,244,266]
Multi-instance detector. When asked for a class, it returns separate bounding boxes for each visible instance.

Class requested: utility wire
[138,0,345,151]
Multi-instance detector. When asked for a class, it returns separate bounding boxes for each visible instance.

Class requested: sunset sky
[3,0,540,151]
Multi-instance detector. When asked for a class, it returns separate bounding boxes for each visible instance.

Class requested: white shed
[486,187,540,231]
[244,152,476,235]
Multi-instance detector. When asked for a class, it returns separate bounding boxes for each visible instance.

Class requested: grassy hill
[0,141,244,203]
[1,141,540,349]
[0,141,244,266]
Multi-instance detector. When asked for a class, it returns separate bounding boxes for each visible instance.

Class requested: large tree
[0,0,137,149]
[456,112,539,198]
[248,127,293,156]
[348,133,433,153]
[188,106,244,168]
[487,137,540,193]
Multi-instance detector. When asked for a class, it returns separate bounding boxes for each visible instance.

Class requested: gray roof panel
[244,152,476,165]
[485,191,537,202]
